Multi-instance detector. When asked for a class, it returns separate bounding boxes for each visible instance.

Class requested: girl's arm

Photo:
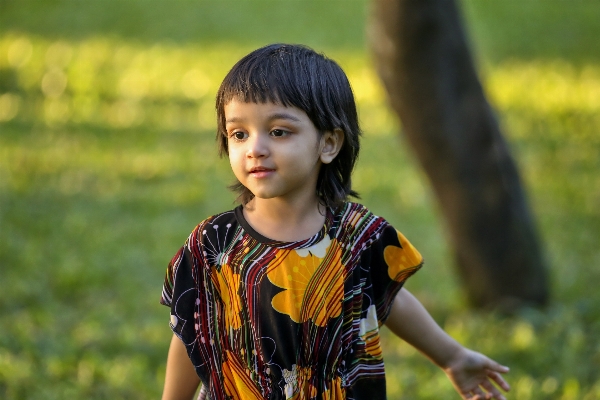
[385,289,510,400]
[162,334,201,400]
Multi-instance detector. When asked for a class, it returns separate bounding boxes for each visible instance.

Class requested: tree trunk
[368,0,548,309]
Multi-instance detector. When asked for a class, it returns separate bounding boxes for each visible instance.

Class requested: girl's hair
[215,43,361,209]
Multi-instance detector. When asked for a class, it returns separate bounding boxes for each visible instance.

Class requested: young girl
[160,44,510,400]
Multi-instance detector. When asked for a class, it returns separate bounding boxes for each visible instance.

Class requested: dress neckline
[234,205,335,249]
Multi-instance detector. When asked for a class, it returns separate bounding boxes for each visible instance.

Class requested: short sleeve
[160,246,183,307]
[160,243,198,345]
[369,224,423,323]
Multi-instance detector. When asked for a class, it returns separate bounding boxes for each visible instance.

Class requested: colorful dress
[161,202,423,399]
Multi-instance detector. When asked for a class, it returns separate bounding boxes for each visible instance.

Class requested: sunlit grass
[1,30,600,399]
[488,61,600,116]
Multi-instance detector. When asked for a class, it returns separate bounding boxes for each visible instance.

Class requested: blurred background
[1,0,599,398]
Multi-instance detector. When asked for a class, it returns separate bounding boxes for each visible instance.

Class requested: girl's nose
[246,133,269,158]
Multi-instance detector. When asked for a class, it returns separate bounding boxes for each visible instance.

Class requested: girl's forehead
[224,99,308,116]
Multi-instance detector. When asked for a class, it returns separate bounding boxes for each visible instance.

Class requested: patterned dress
[161,202,423,399]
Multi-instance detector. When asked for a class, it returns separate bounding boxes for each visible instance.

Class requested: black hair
[215,43,361,209]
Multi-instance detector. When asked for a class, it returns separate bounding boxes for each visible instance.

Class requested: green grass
[1,0,600,398]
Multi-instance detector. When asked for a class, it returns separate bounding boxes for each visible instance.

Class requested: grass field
[1,0,599,398]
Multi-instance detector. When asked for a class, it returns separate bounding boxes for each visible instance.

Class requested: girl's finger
[480,380,503,399]
[487,370,511,391]
[485,358,510,374]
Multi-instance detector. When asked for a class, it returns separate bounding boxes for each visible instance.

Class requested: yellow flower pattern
[267,237,344,327]
[322,377,345,400]
[212,263,243,331]
[222,350,263,399]
[384,230,423,282]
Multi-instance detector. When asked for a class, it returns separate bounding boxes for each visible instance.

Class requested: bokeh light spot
[41,68,68,98]
[0,93,21,121]
[45,41,73,69]
[181,69,211,99]
[7,37,33,68]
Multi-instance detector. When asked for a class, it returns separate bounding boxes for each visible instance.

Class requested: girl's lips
[249,168,275,178]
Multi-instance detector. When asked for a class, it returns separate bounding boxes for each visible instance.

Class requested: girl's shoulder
[185,207,241,246]
[197,207,239,228]
[336,202,388,226]
[333,202,391,241]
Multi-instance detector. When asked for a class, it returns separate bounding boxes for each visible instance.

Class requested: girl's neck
[242,196,326,242]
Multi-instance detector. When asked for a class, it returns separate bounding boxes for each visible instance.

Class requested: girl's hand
[443,347,510,400]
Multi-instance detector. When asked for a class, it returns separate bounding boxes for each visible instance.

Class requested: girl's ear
[320,128,344,164]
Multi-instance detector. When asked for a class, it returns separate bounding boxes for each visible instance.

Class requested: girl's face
[224,100,337,204]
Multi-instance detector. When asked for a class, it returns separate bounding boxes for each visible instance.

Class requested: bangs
[217,45,313,115]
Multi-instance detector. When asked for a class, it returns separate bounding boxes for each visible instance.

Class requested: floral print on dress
[384,230,423,282]
[222,350,263,399]
[267,236,345,327]
[359,305,383,359]
[161,203,423,400]
[213,263,243,331]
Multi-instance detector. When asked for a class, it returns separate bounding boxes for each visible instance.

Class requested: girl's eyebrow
[225,113,302,124]
[268,113,301,122]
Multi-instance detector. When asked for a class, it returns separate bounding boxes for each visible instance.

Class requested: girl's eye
[231,131,248,140]
[270,129,288,137]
